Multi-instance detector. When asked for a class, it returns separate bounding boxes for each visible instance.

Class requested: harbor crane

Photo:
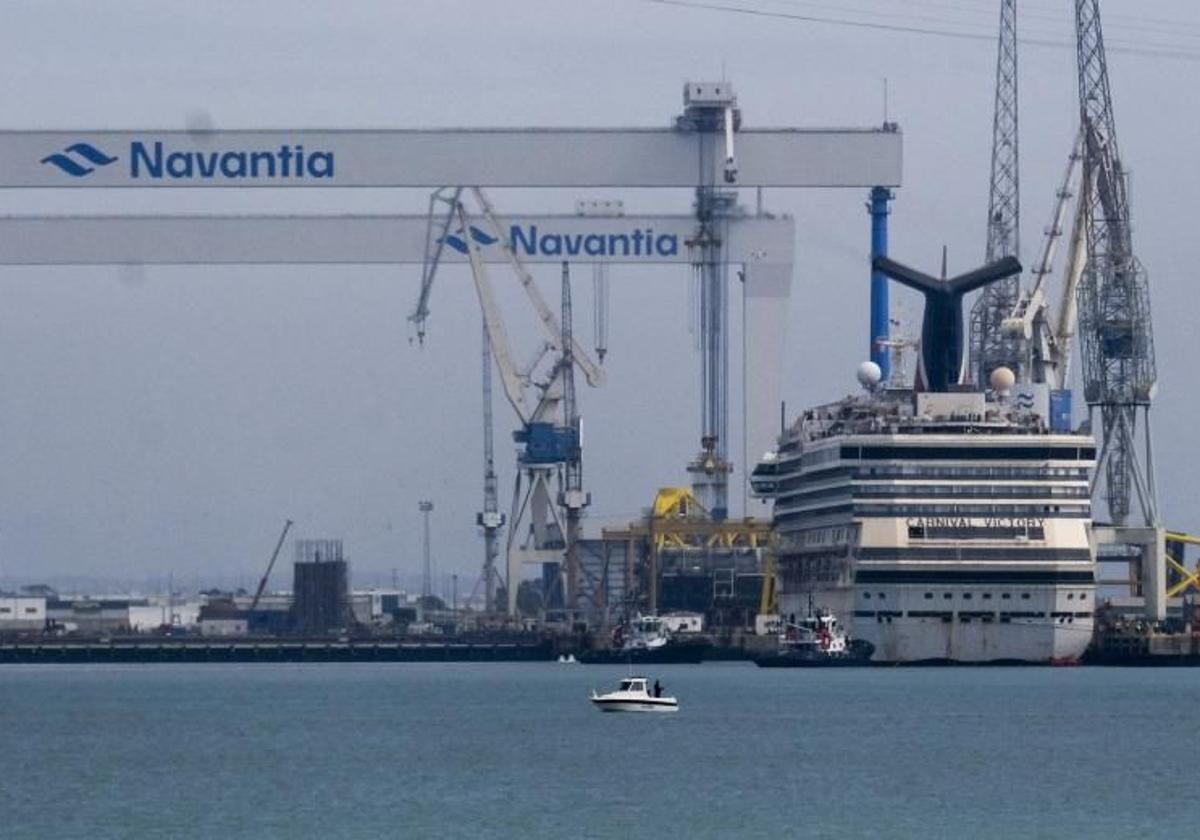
[1074,0,1159,529]
[969,0,1023,388]
[414,187,604,616]
[995,3,1175,617]
[249,519,293,613]
[1001,134,1088,392]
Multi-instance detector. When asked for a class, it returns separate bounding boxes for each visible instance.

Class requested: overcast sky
[1,0,1197,596]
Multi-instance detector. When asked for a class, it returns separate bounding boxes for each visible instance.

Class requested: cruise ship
[751,255,1097,664]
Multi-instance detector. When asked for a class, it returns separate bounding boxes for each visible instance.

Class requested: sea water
[2,663,1196,838]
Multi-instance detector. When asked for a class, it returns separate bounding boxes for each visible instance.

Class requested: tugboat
[752,608,875,667]
[578,615,710,665]
[590,676,679,712]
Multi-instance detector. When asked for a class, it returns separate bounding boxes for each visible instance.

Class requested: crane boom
[469,188,607,388]
[409,187,462,342]
[250,519,293,612]
[1001,135,1084,389]
[1028,134,1083,302]
[458,200,530,424]
[1056,174,1089,389]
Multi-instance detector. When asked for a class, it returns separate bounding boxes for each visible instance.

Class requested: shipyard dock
[0,637,555,664]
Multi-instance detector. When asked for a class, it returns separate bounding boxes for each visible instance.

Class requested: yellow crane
[1165,532,1200,598]
[758,551,777,618]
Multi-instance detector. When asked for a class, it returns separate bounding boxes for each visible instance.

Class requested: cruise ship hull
[758,390,1098,666]
[855,612,1093,664]
[780,593,1093,664]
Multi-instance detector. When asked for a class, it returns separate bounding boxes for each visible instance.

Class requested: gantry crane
[676,83,740,522]
[412,187,604,616]
[969,0,1023,388]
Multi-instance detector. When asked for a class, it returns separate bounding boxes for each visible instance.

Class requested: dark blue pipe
[869,187,892,381]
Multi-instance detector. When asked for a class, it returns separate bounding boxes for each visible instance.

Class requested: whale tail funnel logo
[871,254,1022,392]
[438,226,499,254]
[40,142,119,177]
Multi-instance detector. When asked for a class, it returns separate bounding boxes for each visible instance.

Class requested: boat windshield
[619,680,643,692]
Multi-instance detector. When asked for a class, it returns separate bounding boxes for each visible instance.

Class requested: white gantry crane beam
[0,209,796,493]
[1,128,900,189]
[0,213,791,266]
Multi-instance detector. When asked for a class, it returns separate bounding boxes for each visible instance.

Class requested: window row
[862,591,1089,602]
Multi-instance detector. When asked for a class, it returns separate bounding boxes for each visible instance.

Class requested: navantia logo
[40,143,118,177]
[40,139,335,180]
[440,224,679,258]
[438,226,498,254]
[129,142,333,179]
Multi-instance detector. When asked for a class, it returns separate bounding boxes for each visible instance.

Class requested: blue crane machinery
[968,0,1023,388]
[1074,0,1159,529]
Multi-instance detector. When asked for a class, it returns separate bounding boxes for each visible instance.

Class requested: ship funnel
[871,255,1021,392]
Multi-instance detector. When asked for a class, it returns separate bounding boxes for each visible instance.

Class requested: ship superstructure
[753,387,1096,663]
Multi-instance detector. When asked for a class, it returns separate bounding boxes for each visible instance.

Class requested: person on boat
[653,679,662,698]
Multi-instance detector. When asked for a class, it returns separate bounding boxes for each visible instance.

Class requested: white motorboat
[589,676,678,713]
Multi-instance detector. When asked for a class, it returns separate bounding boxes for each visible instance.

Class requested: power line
[768,0,1200,37]
[765,0,1200,39]
[642,0,1200,61]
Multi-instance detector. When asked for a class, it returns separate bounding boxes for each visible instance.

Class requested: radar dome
[990,366,1016,395]
[856,361,883,389]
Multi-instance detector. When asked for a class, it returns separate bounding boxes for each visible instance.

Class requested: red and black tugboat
[753,608,875,668]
